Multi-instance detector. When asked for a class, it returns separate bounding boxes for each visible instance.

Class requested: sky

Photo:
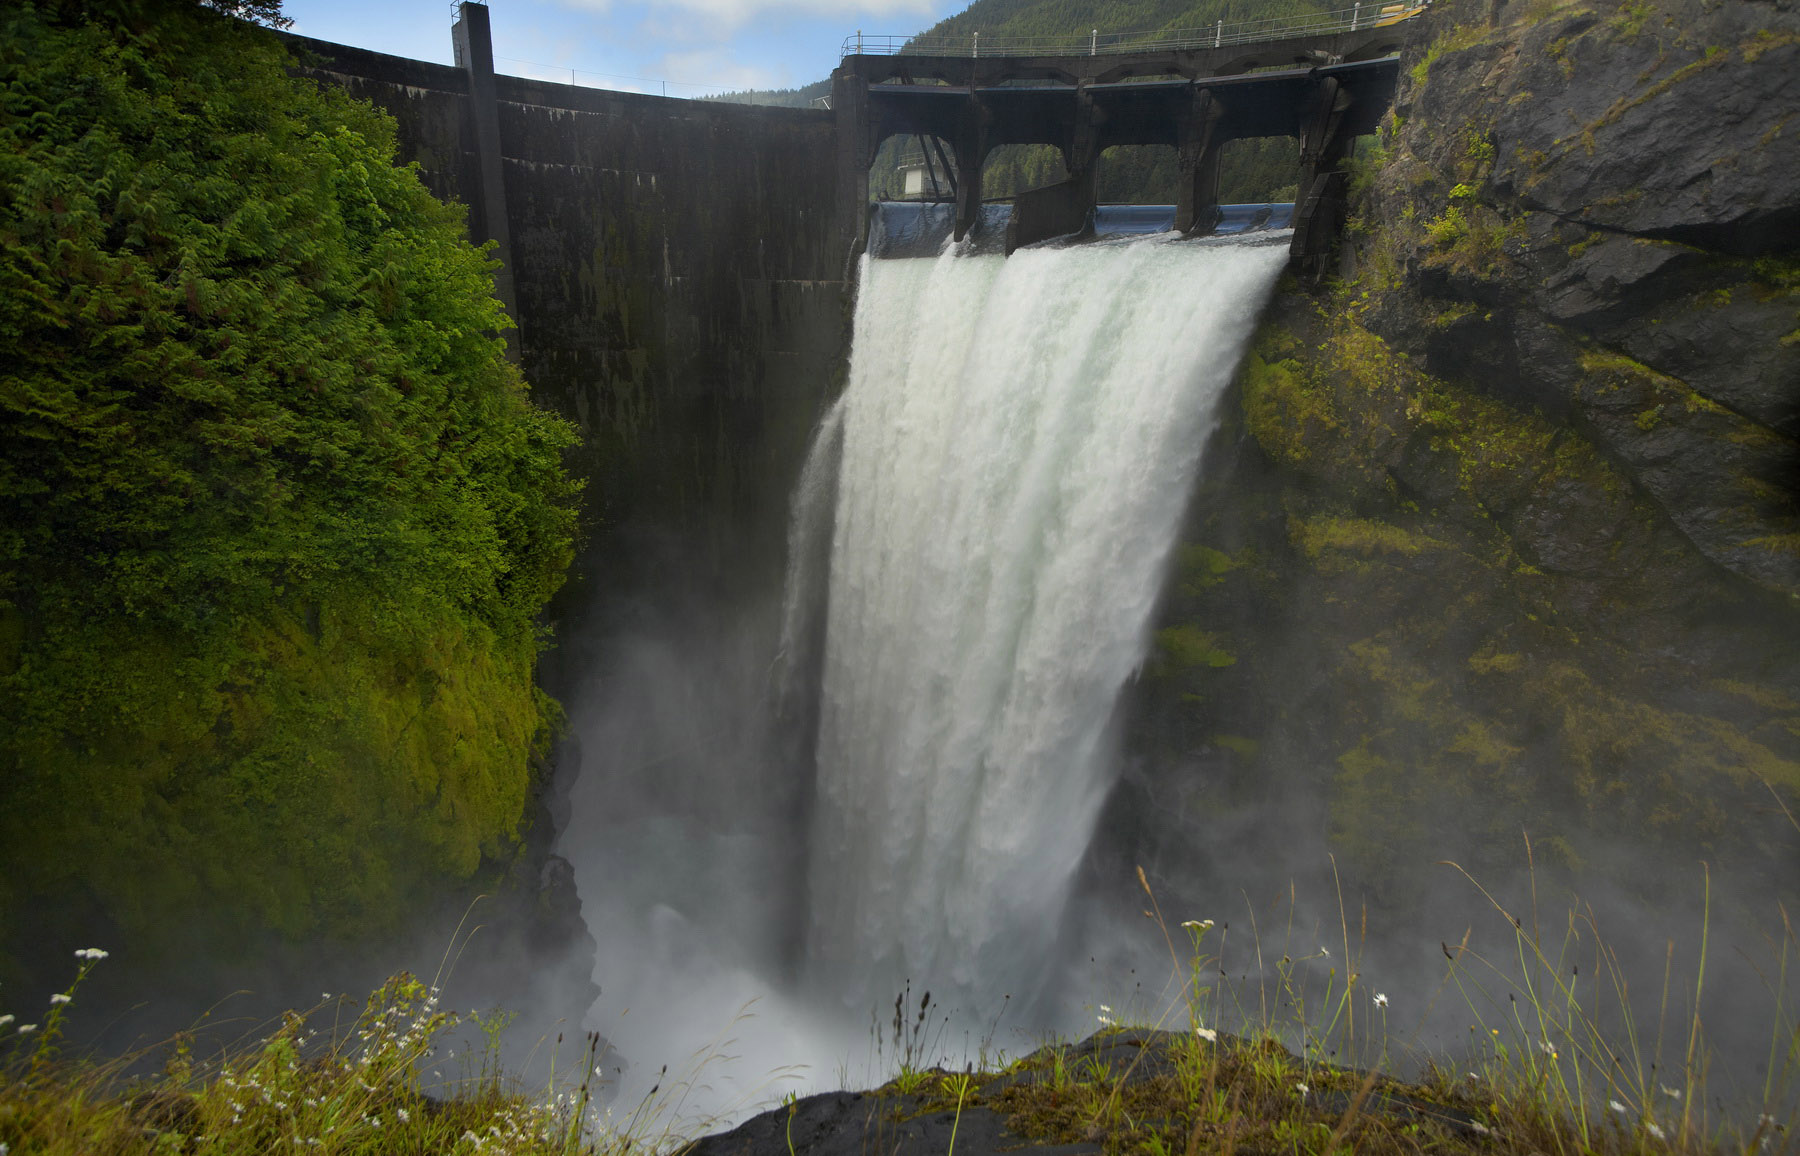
[281,0,965,98]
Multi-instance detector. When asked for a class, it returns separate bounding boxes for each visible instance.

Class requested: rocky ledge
[691,1029,1491,1156]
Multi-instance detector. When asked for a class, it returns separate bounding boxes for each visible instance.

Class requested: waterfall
[798,230,1289,1017]
[566,227,1287,1121]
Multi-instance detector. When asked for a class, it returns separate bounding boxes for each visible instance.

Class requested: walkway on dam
[830,4,1424,269]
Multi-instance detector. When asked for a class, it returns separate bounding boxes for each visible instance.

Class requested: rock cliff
[1102,0,1800,945]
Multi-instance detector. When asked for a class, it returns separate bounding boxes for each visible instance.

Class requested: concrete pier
[833,36,1405,264]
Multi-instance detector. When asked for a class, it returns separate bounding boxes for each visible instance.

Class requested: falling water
[565,226,1288,1120]
[798,231,1290,1019]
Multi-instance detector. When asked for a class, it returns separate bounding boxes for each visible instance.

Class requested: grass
[0,956,638,1155]
[861,859,1798,1156]
[5,852,1796,1156]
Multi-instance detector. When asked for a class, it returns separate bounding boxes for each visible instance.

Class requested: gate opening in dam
[832,13,1414,271]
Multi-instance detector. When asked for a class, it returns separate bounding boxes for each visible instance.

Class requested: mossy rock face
[1101,286,1792,929]
[867,0,1797,941]
[1344,0,1800,594]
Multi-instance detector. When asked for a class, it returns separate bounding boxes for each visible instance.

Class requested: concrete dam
[287,1,1412,1111]
[285,1,1410,589]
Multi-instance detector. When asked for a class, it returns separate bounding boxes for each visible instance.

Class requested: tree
[0,0,580,966]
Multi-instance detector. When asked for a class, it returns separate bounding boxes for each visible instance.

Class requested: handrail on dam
[841,0,1427,58]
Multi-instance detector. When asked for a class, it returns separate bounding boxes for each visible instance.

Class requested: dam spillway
[567,224,1289,1116]
[797,226,1290,1018]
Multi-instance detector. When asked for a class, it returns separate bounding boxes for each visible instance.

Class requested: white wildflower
[1660,1084,1681,1100]
[1097,1014,1115,1025]
[1610,1100,1627,1114]
[17,1023,37,1034]
[397,1107,411,1123]
[49,993,70,1005]
[1319,946,1330,957]
[1647,1123,1666,1141]
[0,1015,12,1028]
[1196,1027,1217,1042]
[1295,1083,1310,1095]
[1180,919,1215,930]
[1469,1122,1492,1136]
[1537,1040,1558,1058]
[1372,992,1388,1008]
[74,948,109,962]
[1099,1004,1113,1013]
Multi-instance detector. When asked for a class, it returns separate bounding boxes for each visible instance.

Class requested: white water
[565,230,1287,1124]
[801,233,1289,1017]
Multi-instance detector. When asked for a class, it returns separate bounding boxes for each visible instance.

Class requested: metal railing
[841,1,1425,59]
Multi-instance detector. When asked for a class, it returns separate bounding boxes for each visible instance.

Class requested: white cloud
[557,0,938,36]
[657,48,787,92]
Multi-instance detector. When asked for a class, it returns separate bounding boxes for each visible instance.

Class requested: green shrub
[0,1,580,961]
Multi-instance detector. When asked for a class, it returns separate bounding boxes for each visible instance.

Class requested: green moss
[1407,22,1487,87]
[1540,834,1587,872]
[1577,33,1787,146]
[1606,0,1655,37]
[1468,648,1525,675]
[1295,516,1445,561]
[1240,343,1337,467]
[1446,720,1522,768]
[1743,533,1800,557]
[1711,679,1800,713]
[1175,544,1241,594]
[1154,624,1238,671]
[1546,663,1800,801]
[1430,301,1479,328]
[1752,254,1800,291]
[1212,734,1260,758]
[1577,346,1656,376]
[1330,739,1423,877]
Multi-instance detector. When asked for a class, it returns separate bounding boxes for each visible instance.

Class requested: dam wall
[283,30,856,627]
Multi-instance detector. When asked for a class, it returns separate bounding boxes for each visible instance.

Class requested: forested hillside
[0,0,580,978]
[920,0,1332,39]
